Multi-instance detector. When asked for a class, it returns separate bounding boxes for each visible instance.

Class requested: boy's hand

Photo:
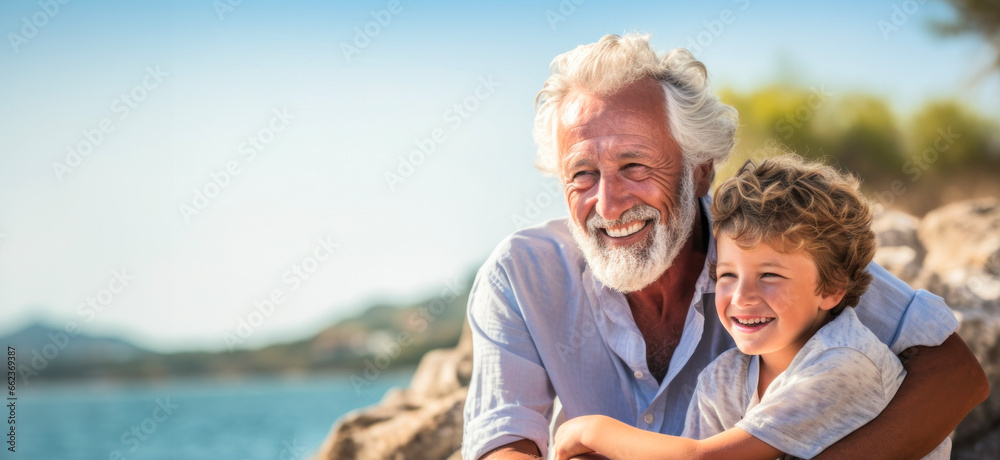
[554,415,606,460]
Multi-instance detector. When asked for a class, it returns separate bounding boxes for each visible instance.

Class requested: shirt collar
[691,194,717,316]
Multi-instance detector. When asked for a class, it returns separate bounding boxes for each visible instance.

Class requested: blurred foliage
[715,86,1000,214]
[935,0,1000,69]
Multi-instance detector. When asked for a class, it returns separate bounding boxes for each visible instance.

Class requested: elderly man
[462,33,988,460]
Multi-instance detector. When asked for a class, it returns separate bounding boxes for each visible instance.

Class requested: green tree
[907,100,997,173]
[935,0,1000,71]
[822,95,906,181]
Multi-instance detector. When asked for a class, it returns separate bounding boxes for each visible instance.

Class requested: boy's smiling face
[714,233,845,370]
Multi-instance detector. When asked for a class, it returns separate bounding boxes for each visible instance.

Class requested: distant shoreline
[15,366,418,394]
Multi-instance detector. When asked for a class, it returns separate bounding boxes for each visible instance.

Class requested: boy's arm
[553,415,782,460]
[815,333,989,459]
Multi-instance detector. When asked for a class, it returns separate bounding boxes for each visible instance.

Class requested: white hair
[533,33,738,177]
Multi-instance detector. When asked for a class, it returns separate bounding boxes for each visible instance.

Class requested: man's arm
[462,257,557,459]
[480,440,608,460]
[816,333,989,459]
[481,439,542,460]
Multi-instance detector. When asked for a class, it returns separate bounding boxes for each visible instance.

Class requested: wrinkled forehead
[556,79,668,133]
[555,82,675,165]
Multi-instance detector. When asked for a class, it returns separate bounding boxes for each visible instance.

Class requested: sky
[1,0,998,352]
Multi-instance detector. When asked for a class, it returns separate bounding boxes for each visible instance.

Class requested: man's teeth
[736,317,773,325]
[605,220,644,238]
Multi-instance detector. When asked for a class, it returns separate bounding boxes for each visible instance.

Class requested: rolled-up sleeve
[889,289,959,352]
[856,262,958,354]
[462,259,555,460]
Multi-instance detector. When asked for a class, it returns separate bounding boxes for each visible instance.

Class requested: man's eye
[571,171,597,183]
[622,163,648,177]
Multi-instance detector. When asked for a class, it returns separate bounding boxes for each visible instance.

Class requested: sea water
[10,370,414,459]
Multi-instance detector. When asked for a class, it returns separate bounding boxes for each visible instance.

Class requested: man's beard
[569,163,697,294]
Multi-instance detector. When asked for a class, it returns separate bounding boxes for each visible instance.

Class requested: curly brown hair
[710,155,877,315]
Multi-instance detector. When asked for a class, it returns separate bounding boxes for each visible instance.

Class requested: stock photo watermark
[878,0,929,40]
[683,0,751,56]
[18,269,135,385]
[775,86,832,140]
[511,180,562,230]
[109,397,180,459]
[873,126,960,208]
[240,438,306,460]
[276,438,307,460]
[546,0,585,30]
[384,75,500,191]
[6,347,14,453]
[340,0,403,63]
[213,0,244,20]
[178,108,294,223]
[51,65,168,182]
[557,319,598,361]
[7,0,72,54]
[222,235,340,351]
[350,279,463,394]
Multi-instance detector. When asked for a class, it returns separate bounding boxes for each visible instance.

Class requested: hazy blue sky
[1,0,997,352]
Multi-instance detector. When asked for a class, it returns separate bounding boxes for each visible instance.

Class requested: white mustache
[586,205,660,233]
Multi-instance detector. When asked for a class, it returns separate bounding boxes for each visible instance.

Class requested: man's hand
[816,333,989,458]
[480,438,543,460]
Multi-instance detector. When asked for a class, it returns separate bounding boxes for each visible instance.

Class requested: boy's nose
[731,280,760,307]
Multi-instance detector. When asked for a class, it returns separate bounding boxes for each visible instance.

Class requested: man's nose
[594,174,634,221]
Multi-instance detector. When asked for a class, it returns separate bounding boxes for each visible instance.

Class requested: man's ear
[818,289,847,311]
[695,160,714,197]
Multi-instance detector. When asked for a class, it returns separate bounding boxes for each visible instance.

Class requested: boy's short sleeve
[681,348,748,441]
[736,347,891,459]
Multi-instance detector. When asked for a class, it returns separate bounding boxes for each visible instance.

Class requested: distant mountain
[5,272,473,383]
[1,323,150,363]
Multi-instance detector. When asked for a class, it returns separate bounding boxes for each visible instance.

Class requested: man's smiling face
[556,79,698,292]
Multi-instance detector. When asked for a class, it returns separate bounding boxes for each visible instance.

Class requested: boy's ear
[818,289,846,311]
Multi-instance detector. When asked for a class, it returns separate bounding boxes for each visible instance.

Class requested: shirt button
[633,370,643,379]
[643,413,654,424]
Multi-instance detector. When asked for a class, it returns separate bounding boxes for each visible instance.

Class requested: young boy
[553,155,950,459]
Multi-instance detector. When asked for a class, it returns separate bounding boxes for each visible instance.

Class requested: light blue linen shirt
[461,196,958,460]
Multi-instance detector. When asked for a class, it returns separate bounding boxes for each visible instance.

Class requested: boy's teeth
[736,317,772,325]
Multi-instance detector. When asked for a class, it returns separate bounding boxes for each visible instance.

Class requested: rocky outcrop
[320,198,1000,460]
[315,323,472,460]
[881,198,1000,459]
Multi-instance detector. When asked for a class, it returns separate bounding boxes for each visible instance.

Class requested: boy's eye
[761,273,784,279]
[717,272,736,279]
